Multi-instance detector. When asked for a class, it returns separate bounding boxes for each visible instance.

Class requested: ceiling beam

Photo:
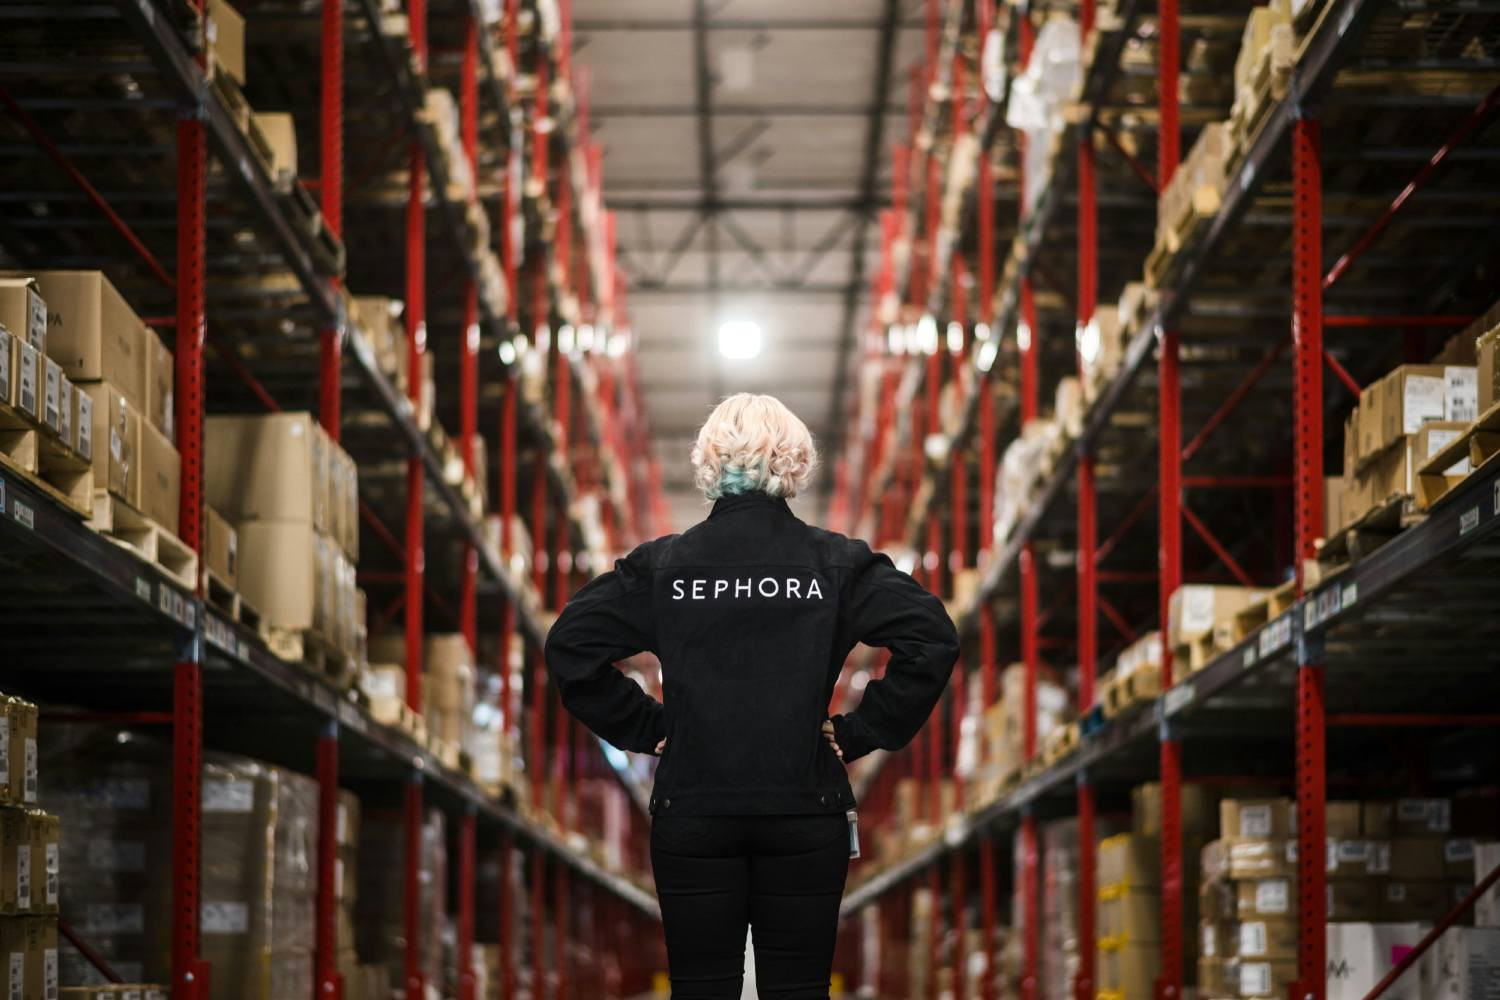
[591,104,907,117]
[576,17,928,31]
[821,0,902,501]
[606,196,888,212]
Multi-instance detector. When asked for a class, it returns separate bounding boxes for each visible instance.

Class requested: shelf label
[0,476,6,512]
[205,614,236,655]
[1460,506,1480,536]
[1242,646,1258,670]
[12,499,33,531]
[1164,685,1195,716]
[1259,615,1292,657]
[1493,481,1499,515]
[1341,583,1357,610]
[134,577,151,603]
[337,701,367,734]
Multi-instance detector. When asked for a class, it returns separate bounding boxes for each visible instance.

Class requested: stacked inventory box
[979,665,1071,785]
[334,791,360,985]
[906,885,937,1000]
[1096,831,1160,1000]
[205,413,360,664]
[0,694,56,1000]
[199,756,317,1000]
[1339,363,1477,527]
[423,634,476,751]
[356,807,447,995]
[60,988,167,999]
[1167,585,1265,672]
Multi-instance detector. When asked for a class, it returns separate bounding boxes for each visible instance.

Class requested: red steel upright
[1291,114,1327,1000]
[314,722,341,1000]
[318,0,343,439]
[173,9,208,987]
[459,11,481,658]
[1156,0,1183,988]
[458,810,478,1000]
[404,778,425,998]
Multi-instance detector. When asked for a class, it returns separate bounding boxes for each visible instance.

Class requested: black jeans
[651,813,851,999]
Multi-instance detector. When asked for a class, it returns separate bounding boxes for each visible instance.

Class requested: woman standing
[545,393,960,999]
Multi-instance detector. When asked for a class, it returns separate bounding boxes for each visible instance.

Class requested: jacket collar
[709,491,792,518]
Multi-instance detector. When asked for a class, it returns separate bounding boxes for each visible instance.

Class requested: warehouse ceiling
[573,0,929,529]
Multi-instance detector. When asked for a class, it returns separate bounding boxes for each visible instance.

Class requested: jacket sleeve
[830,545,961,763]
[544,542,665,754]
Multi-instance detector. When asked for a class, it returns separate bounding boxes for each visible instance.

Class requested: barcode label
[1255,879,1290,914]
[0,715,8,785]
[23,740,35,803]
[16,841,29,909]
[9,952,21,1000]
[201,900,249,934]
[45,842,58,906]
[43,947,56,1000]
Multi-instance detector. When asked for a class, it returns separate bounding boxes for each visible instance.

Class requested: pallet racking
[0,1,667,998]
[828,0,1500,996]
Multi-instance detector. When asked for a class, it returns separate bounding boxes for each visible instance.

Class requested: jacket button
[663,798,671,809]
[819,794,829,807]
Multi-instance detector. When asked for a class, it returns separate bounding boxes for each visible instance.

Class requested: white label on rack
[9,952,22,1000]
[1403,375,1445,433]
[202,778,255,813]
[43,948,56,1000]
[75,391,92,462]
[1240,804,1274,838]
[17,345,36,416]
[23,739,35,802]
[1255,879,1290,914]
[1239,921,1270,957]
[1165,685,1194,715]
[86,902,144,934]
[0,715,7,786]
[201,901,249,934]
[16,840,30,910]
[45,842,57,906]
[1461,507,1480,535]
[0,331,9,404]
[13,501,31,533]
[42,361,58,430]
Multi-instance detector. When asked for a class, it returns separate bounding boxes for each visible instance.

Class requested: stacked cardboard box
[0,693,56,1000]
[205,413,360,660]
[423,634,476,749]
[1155,123,1230,250]
[356,807,446,995]
[199,756,317,1000]
[1042,818,1081,1000]
[976,665,1071,784]
[1168,586,1265,671]
[1339,363,1477,528]
[1199,798,1301,998]
[351,295,408,393]
[1096,832,1161,999]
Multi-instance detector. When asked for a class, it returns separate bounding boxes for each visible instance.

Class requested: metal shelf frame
[2,1,667,998]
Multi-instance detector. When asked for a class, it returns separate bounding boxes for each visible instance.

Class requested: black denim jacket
[544,491,961,816]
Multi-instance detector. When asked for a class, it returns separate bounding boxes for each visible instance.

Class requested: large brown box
[1237,917,1298,960]
[208,0,246,84]
[1201,838,1295,881]
[1,808,30,913]
[1134,781,1219,838]
[251,113,298,183]
[80,381,138,502]
[1221,798,1295,840]
[1479,325,1499,411]
[1388,838,1445,881]
[236,520,320,635]
[0,916,57,1000]
[1168,585,1264,648]
[23,271,147,408]
[1098,834,1160,890]
[205,506,239,591]
[1234,878,1294,919]
[1379,880,1448,921]
[206,412,325,526]
[0,277,47,353]
[1096,940,1158,997]
[27,812,57,915]
[1326,878,1379,920]
[0,327,12,410]
[3,698,38,806]
[1327,801,1363,838]
[145,330,173,442]
[134,418,180,535]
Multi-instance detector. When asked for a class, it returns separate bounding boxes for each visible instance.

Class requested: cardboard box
[1367,365,1473,456]
[1328,839,1386,878]
[26,812,57,915]
[1395,798,1452,835]
[1096,940,1158,996]
[0,916,58,1000]
[1476,841,1500,927]
[1364,802,1394,838]
[1327,801,1363,839]
[1387,838,1445,881]
[1202,838,1295,881]
[1235,878,1293,919]
[145,331,173,442]
[22,271,147,408]
[208,0,246,84]
[1197,956,1233,996]
[1239,958,1296,998]
[0,277,47,353]
[1419,926,1500,1000]
[236,520,339,636]
[0,327,12,409]
[16,340,39,420]
[1380,880,1448,921]
[1327,879,1380,921]
[205,506,238,591]
[1479,326,1499,412]
[74,387,92,463]
[1238,918,1297,960]
[1324,476,1345,536]
[84,382,139,501]
[205,412,324,525]
[1134,782,1219,838]
[1098,834,1161,891]
[133,418,180,535]
[3,698,38,806]
[1221,798,1295,840]
[251,113,298,182]
[1,808,32,912]
[1097,889,1160,943]
[1200,919,1235,960]
[1325,922,1425,1000]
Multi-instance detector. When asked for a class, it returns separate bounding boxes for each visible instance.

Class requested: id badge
[847,809,861,859]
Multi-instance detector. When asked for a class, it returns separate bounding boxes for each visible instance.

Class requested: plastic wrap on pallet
[1004,16,1081,215]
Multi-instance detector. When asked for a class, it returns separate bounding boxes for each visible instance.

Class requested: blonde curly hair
[691,394,818,500]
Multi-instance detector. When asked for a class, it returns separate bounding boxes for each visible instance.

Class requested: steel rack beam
[950,0,1383,637]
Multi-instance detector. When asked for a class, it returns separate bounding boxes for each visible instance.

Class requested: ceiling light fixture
[718,320,763,360]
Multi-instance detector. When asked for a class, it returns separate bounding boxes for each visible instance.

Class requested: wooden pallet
[1102,669,1161,719]
[1042,721,1081,766]
[209,67,251,132]
[427,735,462,772]
[369,695,428,745]
[88,491,197,588]
[1317,492,1423,571]
[1231,578,1298,642]
[267,625,357,691]
[0,401,93,518]
[1416,401,1500,509]
[201,568,265,632]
